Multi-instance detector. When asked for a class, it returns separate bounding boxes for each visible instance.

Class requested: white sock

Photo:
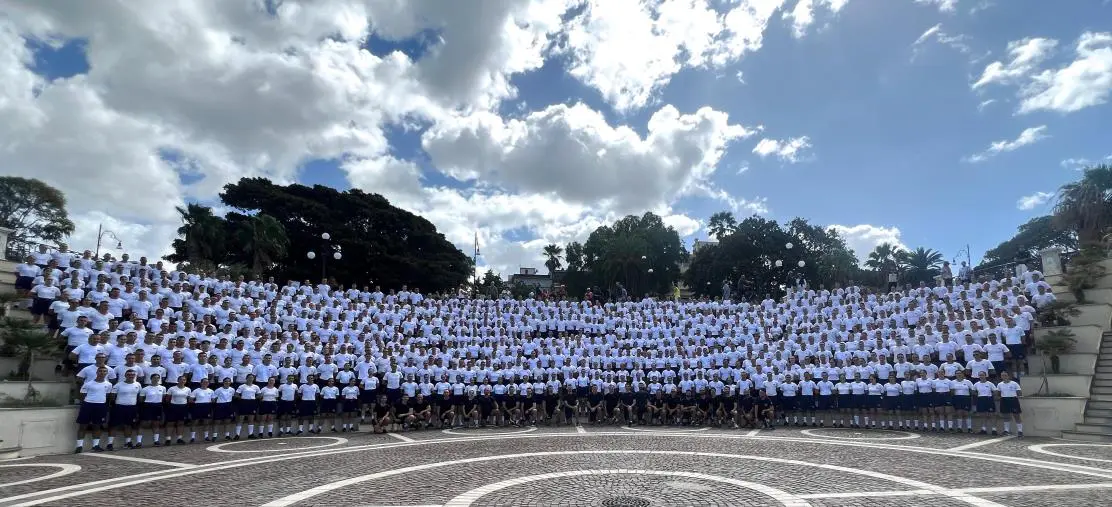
[235,424,242,435]
[137,435,144,443]
[154,433,160,441]
[966,417,972,429]
[299,424,304,431]
[1017,423,1023,432]
[76,438,83,447]
[203,431,209,438]
[107,437,114,444]
[125,437,132,443]
[1004,422,1011,432]
[268,424,274,433]
[247,424,254,434]
[190,431,196,439]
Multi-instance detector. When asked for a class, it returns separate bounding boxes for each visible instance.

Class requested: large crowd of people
[9,243,1055,454]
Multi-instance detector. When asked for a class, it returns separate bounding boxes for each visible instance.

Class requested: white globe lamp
[307,251,316,260]
[798,260,806,267]
[785,242,793,249]
[321,232,331,240]
[774,260,783,268]
[333,252,342,260]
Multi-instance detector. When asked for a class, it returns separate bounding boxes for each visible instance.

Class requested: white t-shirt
[191,388,215,404]
[111,381,142,405]
[998,380,1021,398]
[168,385,192,405]
[236,384,260,400]
[81,380,113,403]
[298,383,320,401]
[141,385,167,403]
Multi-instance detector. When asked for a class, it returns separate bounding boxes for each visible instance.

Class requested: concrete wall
[0,406,78,457]
[0,381,71,403]
[1020,397,1087,438]
[1071,304,1112,332]
[0,357,64,383]
[1036,325,1104,355]
[1020,374,1093,397]
[1028,353,1098,375]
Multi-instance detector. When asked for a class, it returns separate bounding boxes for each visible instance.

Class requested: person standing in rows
[75,366,112,453]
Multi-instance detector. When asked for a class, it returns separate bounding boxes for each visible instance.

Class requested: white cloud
[974,32,1112,114]
[964,125,1049,163]
[1016,191,1053,211]
[913,0,959,12]
[828,224,906,263]
[559,0,789,112]
[910,23,971,59]
[1062,155,1112,170]
[977,98,996,111]
[752,136,813,163]
[783,0,850,39]
[662,214,703,237]
[0,0,795,276]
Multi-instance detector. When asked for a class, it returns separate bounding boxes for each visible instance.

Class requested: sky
[3,0,1111,278]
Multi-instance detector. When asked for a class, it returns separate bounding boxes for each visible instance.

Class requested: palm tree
[707,211,738,239]
[235,214,289,276]
[1054,164,1112,244]
[899,247,944,284]
[176,204,225,267]
[542,244,563,283]
[865,243,902,272]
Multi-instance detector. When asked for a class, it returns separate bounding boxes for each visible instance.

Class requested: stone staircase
[1062,333,1112,442]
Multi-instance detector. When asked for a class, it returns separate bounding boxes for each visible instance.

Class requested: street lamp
[95,223,123,259]
[307,232,341,281]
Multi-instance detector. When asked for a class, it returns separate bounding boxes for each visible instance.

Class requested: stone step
[0,271,16,284]
[1093,387,1112,396]
[1089,400,1112,411]
[1093,379,1112,387]
[0,282,15,295]
[4,307,32,321]
[1084,415,1112,426]
[1092,394,1112,402]
[1096,367,1112,375]
[1086,408,1112,419]
[1061,430,1112,443]
[1074,423,1112,435]
[0,446,21,460]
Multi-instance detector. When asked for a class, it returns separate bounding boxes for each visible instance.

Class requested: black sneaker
[176,439,185,445]
[92,446,104,452]
[106,444,114,451]
[125,442,134,449]
[74,446,83,454]
[165,440,173,446]
[1018,431,1024,438]
[153,441,161,447]
[268,432,273,437]
[247,434,256,439]
[134,443,143,449]
[233,435,240,440]
[225,435,232,441]
[189,438,196,444]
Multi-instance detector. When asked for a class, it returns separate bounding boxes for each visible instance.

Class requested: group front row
[74,367,1026,452]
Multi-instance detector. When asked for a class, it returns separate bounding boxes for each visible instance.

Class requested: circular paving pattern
[205,436,348,453]
[5,429,1112,507]
[0,464,81,488]
[442,426,539,436]
[621,426,710,433]
[799,428,921,440]
[1027,443,1112,464]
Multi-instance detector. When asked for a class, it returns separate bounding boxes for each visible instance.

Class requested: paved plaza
[2,426,1111,506]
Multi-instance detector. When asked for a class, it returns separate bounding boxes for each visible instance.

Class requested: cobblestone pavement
[1,426,1110,507]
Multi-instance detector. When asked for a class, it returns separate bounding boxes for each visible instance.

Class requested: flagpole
[473,231,480,294]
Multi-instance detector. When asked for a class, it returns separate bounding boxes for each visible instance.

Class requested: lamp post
[306,232,341,282]
[95,223,123,259]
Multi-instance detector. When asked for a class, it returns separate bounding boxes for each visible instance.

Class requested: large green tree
[981,215,1077,265]
[230,213,289,276]
[166,203,227,268]
[213,178,470,291]
[899,247,944,285]
[1053,164,1112,244]
[542,243,563,281]
[684,215,860,298]
[0,177,75,252]
[579,212,688,298]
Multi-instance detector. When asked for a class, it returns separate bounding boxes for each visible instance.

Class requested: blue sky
[8,0,1112,274]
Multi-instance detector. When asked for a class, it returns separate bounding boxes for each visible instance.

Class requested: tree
[982,215,1077,265]
[865,243,903,273]
[581,212,688,298]
[707,211,737,239]
[542,244,563,281]
[0,318,55,380]
[0,177,75,251]
[899,247,944,285]
[1054,164,1112,244]
[231,213,289,275]
[165,203,227,268]
[475,270,506,297]
[215,178,471,291]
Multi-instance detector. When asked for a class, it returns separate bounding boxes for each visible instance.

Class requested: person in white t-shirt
[189,377,216,442]
[76,366,112,453]
[972,371,998,435]
[996,371,1023,437]
[165,377,192,445]
[29,277,61,325]
[108,369,142,449]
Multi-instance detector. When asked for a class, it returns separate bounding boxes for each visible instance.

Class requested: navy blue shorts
[191,403,212,421]
[165,404,189,422]
[111,404,138,427]
[342,399,360,413]
[141,403,164,422]
[797,395,814,410]
[213,402,235,420]
[1000,397,1022,414]
[15,275,33,291]
[77,402,108,426]
[1007,344,1026,361]
[236,398,258,416]
[882,396,900,412]
[916,392,933,409]
[816,395,833,411]
[975,397,996,413]
[299,399,318,417]
[953,395,972,411]
[320,399,338,414]
[780,396,797,411]
[866,395,882,410]
[258,401,278,415]
[278,400,296,416]
[900,394,917,412]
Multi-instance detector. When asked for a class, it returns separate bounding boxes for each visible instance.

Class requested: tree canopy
[166,177,471,291]
[558,212,687,298]
[0,177,75,250]
[981,215,1077,266]
[683,214,860,298]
